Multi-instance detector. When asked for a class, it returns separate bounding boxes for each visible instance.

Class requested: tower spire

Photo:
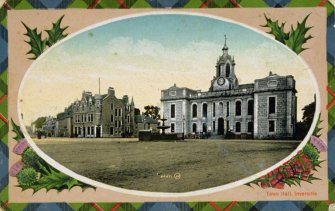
[222,34,228,52]
[131,96,134,106]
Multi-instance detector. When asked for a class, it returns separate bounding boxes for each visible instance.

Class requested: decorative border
[0,0,334,210]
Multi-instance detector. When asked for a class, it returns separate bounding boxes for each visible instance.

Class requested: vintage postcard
[4,7,331,205]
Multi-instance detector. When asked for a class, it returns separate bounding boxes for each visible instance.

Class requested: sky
[20,14,316,125]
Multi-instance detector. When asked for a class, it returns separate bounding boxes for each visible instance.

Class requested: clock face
[217,77,225,86]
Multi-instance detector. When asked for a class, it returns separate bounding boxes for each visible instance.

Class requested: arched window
[192,104,197,118]
[236,122,241,133]
[235,101,241,116]
[192,123,197,133]
[219,102,224,114]
[220,64,224,76]
[202,103,208,118]
[248,100,254,115]
[226,63,230,77]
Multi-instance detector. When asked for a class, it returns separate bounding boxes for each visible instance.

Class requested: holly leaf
[313,114,322,137]
[33,169,77,192]
[21,22,47,60]
[262,14,289,44]
[262,14,312,55]
[11,119,24,141]
[45,15,68,47]
[20,160,94,193]
[284,14,313,54]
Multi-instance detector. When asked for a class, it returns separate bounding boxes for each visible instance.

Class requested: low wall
[138,131,184,141]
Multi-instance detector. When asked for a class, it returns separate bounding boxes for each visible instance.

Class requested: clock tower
[210,35,238,91]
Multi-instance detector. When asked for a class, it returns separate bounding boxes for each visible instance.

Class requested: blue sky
[63,14,267,56]
[21,13,315,124]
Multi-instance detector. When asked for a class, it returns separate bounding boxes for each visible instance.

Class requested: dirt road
[35,138,300,192]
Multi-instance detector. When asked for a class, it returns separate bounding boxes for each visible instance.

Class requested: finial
[222,35,228,51]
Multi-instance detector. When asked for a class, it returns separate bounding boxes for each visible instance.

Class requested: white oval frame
[17,11,321,198]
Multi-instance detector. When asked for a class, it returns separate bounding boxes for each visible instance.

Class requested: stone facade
[72,91,103,138]
[42,116,57,137]
[56,87,136,138]
[56,105,73,137]
[134,115,160,137]
[161,41,297,139]
[101,87,136,137]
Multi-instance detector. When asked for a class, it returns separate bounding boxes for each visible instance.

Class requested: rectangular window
[91,114,94,122]
[213,121,216,132]
[171,104,176,118]
[269,97,276,114]
[115,109,118,116]
[115,120,118,127]
[213,103,216,117]
[111,115,113,122]
[87,127,90,135]
[247,122,253,133]
[226,102,230,116]
[119,109,122,117]
[269,120,275,132]
[110,127,114,135]
[91,127,94,135]
[171,123,175,133]
[235,122,241,133]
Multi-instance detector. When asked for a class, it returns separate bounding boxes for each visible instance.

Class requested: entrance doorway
[96,126,101,138]
[218,118,224,135]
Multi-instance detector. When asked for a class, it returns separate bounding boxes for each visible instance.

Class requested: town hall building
[161,39,297,139]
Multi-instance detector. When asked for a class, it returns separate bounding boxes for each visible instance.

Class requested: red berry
[261,182,269,188]
[302,170,310,176]
[270,179,278,186]
[276,173,284,180]
[274,182,285,189]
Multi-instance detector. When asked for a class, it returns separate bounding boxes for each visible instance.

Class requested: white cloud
[21,36,315,124]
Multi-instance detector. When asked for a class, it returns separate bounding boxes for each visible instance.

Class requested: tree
[143,105,161,120]
[34,117,46,129]
[135,108,141,116]
[301,101,315,127]
[295,99,315,139]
